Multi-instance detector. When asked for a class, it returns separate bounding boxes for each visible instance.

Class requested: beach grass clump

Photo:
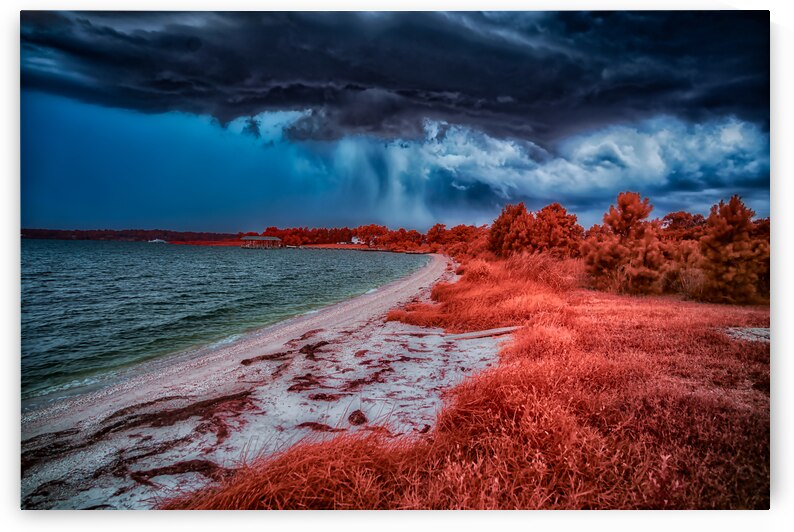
[386,253,582,333]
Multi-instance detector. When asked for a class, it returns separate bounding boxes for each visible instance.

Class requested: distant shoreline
[22,236,431,254]
[20,228,237,243]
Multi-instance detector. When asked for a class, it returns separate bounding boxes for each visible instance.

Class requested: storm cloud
[21,11,769,147]
[20,11,770,230]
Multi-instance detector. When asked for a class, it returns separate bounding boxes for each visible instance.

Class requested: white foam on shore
[30,376,103,399]
[205,333,244,349]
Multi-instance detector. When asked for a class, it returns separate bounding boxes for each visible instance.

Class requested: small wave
[303,309,320,315]
[205,334,243,349]
[31,376,102,398]
[365,288,378,294]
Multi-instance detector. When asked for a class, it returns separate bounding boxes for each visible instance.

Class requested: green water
[21,240,428,401]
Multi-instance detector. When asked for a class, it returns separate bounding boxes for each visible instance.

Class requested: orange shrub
[488,203,528,256]
[531,203,584,256]
[582,192,665,294]
[489,202,584,258]
[699,196,770,303]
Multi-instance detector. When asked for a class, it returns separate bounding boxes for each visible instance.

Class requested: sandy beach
[21,253,513,509]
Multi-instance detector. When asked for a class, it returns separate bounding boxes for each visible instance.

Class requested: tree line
[24,192,769,304]
[486,193,769,304]
[254,192,770,304]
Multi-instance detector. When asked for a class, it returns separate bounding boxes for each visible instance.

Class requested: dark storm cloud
[20,11,769,147]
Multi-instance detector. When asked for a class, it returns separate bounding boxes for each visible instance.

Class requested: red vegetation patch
[164,249,768,510]
[581,192,769,302]
[302,243,371,250]
[287,374,324,392]
[130,460,234,486]
[308,393,345,402]
[240,352,290,366]
[386,253,581,333]
[299,341,331,360]
[348,410,368,426]
[342,369,395,392]
[296,422,346,433]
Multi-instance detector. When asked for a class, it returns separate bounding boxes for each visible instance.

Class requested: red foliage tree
[699,196,770,303]
[661,211,707,240]
[426,224,447,247]
[531,203,584,257]
[376,228,425,251]
[488,203,528,256]
[354,224,389,247]
[501,210,535,257]
[439,225,490,261]
[488,202,584,258]
[582,192,664,294]
[603,192,653,239]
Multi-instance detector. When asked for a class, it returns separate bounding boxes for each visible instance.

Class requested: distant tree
[699,196,770,303]
[355,224,389,247]
[489,203,528,256]
[426,223,447,246]
[661,211,707,240]
[531,203,584,256]
[582,192,664,294]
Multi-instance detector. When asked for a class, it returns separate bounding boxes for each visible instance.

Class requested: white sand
[21,253,512,509]
[725,327,770,343]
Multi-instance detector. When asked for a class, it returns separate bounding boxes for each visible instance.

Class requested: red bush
[529,203,584,257]
[489,202,584,258]
[699,196,770,303]
[582,192,665,294]
[489,203,529,256]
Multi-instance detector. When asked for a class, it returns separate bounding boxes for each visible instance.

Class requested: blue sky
[20,12,770,231]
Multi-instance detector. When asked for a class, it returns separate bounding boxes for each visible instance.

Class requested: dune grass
[164,254,769,510]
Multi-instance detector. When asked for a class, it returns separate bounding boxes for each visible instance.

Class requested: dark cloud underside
[21,11,769,147]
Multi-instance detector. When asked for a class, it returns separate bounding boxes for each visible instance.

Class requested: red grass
[386,254,582,333]
[163,254,769,510]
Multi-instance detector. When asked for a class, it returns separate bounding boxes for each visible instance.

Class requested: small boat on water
[147,239,167,244]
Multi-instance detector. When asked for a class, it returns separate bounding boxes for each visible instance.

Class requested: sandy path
[21,253,512,509]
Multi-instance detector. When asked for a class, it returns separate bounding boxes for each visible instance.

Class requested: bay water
[21,240,428,404]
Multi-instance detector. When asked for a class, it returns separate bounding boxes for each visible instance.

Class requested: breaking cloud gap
[298,115,770,227]
[21,91,769,232]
